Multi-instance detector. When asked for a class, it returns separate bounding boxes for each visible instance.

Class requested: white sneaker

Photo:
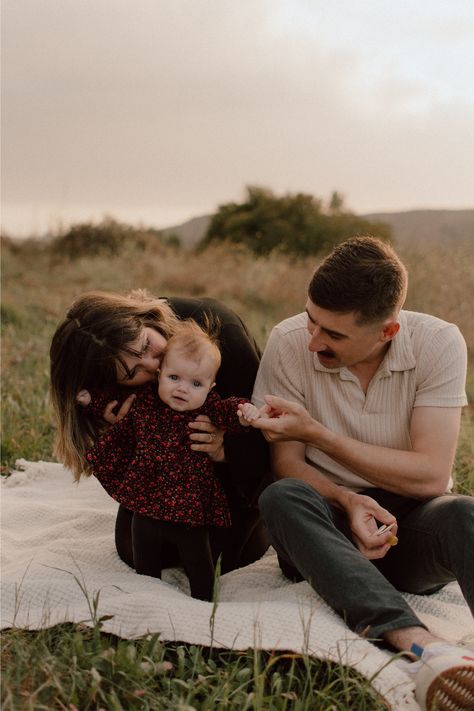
[411,643,474,711]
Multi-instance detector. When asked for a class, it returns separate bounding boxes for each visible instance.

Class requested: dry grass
[1,234,472,708]
[1,235,473,477]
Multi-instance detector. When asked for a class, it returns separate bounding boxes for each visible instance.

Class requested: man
[251,237,473,710]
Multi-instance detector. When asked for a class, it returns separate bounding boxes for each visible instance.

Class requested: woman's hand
[103,394,137,425]
[76,390,137,425]
[188,415,225,462]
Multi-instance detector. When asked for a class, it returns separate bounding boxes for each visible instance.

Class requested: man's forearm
[253,398,460,499]
[270,445,354,510]
[306,419,453,498]
[270,442,399,559]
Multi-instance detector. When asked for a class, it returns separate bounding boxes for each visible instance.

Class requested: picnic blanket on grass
[2,460,473,710]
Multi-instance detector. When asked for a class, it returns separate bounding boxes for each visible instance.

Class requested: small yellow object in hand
[388,535,398,546]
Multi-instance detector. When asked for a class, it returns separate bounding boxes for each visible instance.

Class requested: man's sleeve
[415,325,468,408]
[252,325,307,409]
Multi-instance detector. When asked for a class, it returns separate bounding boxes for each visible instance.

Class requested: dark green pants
[259,478,474,639]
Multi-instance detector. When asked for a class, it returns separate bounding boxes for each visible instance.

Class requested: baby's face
[158,349,216,411]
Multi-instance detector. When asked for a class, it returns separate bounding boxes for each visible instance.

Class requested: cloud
[2,0,473,235]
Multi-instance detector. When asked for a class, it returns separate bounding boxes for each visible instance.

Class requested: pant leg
[115,505,180,569]
[115,505,134,568]
[172,525,216,601]
[209,500,270,573]
[259,479,425,639]
[131,515,215,600]
[372,493,474,613]
[131,512,167,578]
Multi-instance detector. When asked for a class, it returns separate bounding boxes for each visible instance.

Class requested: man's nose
[308,326,325,352]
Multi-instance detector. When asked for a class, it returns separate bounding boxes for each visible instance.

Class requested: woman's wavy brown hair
[50,290,179,480]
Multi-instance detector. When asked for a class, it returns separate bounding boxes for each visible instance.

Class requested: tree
[201,186,392,257]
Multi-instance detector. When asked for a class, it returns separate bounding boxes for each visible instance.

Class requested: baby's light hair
[162,318,222,378]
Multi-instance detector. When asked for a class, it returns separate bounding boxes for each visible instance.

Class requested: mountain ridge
[161,209,474,248]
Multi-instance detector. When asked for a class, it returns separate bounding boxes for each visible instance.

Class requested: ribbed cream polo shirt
[253,310,468,492]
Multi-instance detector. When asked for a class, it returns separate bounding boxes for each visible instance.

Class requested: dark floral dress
[85,384,248,527]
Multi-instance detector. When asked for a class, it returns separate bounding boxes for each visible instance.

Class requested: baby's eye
[168,374,178,381]
[193,380,203,388]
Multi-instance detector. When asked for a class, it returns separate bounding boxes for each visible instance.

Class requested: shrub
[201,186,392,257]
[50,218,164,260]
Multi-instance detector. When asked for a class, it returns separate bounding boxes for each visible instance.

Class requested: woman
[50,290,271,575]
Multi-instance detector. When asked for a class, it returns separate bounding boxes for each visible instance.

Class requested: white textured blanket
[2,461,473,710]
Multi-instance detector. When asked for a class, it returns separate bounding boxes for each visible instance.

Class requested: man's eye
[193,380,202,388]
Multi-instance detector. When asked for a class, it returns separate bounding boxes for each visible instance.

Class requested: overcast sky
[2,0,474,237]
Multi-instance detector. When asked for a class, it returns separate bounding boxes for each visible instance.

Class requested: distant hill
[161,209,474,248]
[364,209,474,245]
[161,215,211,247]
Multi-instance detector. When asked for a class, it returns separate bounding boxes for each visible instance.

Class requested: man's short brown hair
[308,236,408,324]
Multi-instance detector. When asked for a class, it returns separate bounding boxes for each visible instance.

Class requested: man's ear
[381,321,400,342]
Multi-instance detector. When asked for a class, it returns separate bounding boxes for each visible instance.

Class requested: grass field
[1,234,473,708]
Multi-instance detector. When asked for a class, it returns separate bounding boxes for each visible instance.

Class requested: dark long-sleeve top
[165,297,271,509]
[86,384,248,527]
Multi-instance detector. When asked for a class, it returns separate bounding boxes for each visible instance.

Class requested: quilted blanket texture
[2,461,473,709]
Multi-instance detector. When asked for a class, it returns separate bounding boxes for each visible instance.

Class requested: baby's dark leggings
[131,512,215,601]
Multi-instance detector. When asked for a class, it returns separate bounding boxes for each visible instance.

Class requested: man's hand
[343,492,398,560]
[189,415,225,462]
[250,395,319,443]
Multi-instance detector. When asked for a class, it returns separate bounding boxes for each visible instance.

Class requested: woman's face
[116,327,167,386]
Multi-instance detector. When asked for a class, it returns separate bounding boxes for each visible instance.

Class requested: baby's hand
[237,402,261,427]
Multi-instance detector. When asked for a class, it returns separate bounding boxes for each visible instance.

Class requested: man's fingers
[362,543,392,560]
[264,395,299,412]
[354,535,392,560]
[247,416,279,430]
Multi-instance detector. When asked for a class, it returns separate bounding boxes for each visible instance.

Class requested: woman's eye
[126,369,137,380]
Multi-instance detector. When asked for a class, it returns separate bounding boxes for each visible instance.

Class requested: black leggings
[116,504,270,596]
[131,513,215,601]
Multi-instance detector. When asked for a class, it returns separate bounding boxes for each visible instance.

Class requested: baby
[82,319,259,600]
